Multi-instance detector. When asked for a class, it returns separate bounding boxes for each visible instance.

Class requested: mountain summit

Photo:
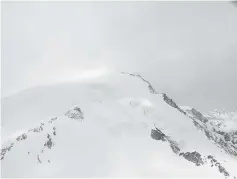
[1,72,237,178]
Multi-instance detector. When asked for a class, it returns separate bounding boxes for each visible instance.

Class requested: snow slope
[205,109,237,132]
[1,72,237,178]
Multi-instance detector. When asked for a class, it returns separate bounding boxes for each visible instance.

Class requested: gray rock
[179,151,204,166]
[65,107,84,121]
[207,155,230,177]
[44,134,54,149]
[16,133,27,141]
[151,128,167,142]
[48,117,57,123]
[170,142,180,154]
[1,143,14,160]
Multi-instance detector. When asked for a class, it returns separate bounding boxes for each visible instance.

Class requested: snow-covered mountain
[1,72,237,178]
[204,109,237,132]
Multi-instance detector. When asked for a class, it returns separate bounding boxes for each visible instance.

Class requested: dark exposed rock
[48,117,57,123]
[188,108,208,123]
[122,72,187,116]
[224,134,231,142]
[33,128,41,132]
[53,127,56,136]
[44,134,54,149]
[37,155,42,164]
[179,151,204,166]
[232,138,237,145]
[162,94,179,109]
[65,107,84,121]
[123,72,237,160]
[169,141,180,154]
[162,93,186,115]
[29,123,44,133]
[151,128,180,154]
[1,143,14,160]
[150,127,231,176]
[205,130,212,139]
[207,155,230,177]
[74,107,82,114]
[184,108,237,157]
[190,116,237,156]
[213,129,236,143]
[193,120,203,129]
[16,133,27,141]
[151,128,167,142]
[219,138,237,156]
[211,129,237,153]
[121,72,158,94]
[148,84,157,94]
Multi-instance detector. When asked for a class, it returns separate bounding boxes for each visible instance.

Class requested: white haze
[2,2,237,112]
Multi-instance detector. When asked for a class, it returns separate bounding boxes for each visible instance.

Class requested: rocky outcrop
[151,128,180,153]
[48,117,57,123]
[121,72,186,115]
[65,107,84,121]
[1,73,236,178]
[122,72,235,177]
[1,106,84,165]
[189,113,237,156]
[44,134,54,149]
[53,127,56,136]
[187,108,208,123]
[16,133,27,141]
[213,129,237,146]
[150,128,232,177]
[1,143,14,160]
[161,93,186,115]
[28,123,44,133]
[121,72,158,94]
[179,151,204,166]
[1,106,81,162]
[151,128,167,141]
[207,155,230,177]
[189,117,237,157]
[123,72,237,158]
[151,128,181,154]
[151,128,203,166]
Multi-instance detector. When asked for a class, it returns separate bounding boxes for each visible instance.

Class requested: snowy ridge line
[1,72,236,178]
[151,127,232,178]
[121,72,160,95]
[184,108,237,157]
[121,72,187,115]
[1,106,84,161]
[121,72,237,157]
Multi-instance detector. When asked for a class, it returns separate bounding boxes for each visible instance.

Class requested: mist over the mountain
[1,1,237,178]
[2,2,237,112]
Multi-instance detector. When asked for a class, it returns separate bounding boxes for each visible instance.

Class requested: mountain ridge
[1,72,237,178]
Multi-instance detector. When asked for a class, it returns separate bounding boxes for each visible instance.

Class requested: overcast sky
[2,2,237,112]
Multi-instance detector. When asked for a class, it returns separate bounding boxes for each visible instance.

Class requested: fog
[2,2,237,112]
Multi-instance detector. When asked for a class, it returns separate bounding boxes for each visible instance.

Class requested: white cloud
[2,2,237,111]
